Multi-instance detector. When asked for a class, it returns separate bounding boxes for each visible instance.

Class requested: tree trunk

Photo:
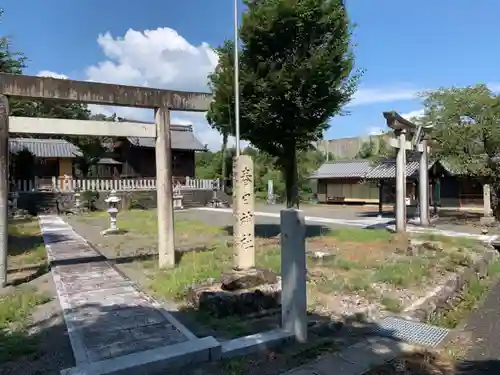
[283,144,299,209]
[221,132,228,190]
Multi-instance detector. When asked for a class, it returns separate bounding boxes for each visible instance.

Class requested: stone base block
[186,281,281,318]
[307,250,336,263]
[221,268,278,291]
[480,216,496,226]
[220,328,294,360]
[60,336,221,375]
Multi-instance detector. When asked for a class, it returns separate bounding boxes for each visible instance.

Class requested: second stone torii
[383,111,433,232]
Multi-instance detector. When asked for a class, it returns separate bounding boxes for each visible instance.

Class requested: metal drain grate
[374,317,450,348]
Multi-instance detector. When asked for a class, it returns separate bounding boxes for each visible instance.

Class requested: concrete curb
[284,337,420,375]
[402,246,498,322]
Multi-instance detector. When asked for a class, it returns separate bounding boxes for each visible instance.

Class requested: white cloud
[488,83,500,92]
[349,86,422,107]
[37,70,68,79]
[36,27,443,149]
[86,28,217,92]
[401,109,424,120]
[82,27,226,149]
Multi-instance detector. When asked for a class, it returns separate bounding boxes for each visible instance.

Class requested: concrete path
[38,215,220,375]
[195,207,393,228]
[196,207,498,242]
[456,280,500,374]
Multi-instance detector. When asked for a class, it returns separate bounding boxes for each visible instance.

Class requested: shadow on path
[223,223,334,239]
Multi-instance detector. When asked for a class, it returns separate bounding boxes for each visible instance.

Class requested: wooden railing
[13,176,220,192]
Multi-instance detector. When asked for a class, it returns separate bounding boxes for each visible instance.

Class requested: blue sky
[2,0,500,150]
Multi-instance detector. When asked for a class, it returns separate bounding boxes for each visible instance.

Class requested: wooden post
[280,208,307,343]
[0,95,8,287]
[155,107,175,268]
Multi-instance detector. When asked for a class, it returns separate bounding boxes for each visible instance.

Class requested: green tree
[418,85,500,213]
[356,135,392,162]
[207,0,360,207]
[194,146,325,202]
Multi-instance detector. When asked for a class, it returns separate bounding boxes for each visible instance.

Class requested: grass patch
[324,227,392,242]
[0,288,51,361]
[417,233,481,250]
[381,296,402,313]
[373,259,430,287]
[148,243,233,299]
[8,219,46,268]
[429,260,500,329]
[79,209,223,238]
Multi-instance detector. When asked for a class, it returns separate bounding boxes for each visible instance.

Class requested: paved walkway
[456,280,500,374]
[39,215,219,374]
[196,207,498,242]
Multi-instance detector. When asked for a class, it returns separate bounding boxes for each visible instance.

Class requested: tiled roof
[127,124,206,151]
[9,138,81,158]
[311,160,374,179]
[312,159,442,180]
[97,158,122,165]
[365,160,438,179]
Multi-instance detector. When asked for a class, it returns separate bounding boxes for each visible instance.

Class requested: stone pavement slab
[38,215,220,374]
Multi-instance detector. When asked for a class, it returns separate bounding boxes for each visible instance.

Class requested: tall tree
[356,135,392,162]
[418,85,500,214]
[207,0,360,207]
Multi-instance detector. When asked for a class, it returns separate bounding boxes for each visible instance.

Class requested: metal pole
[234,0,241,156]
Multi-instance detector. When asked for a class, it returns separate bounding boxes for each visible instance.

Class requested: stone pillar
[267,179,274,204]
[378,180,384,218]
[280,208,307,343]
[419,139,429,226]
[480,183,495,225]
[233,155,255,270]
[395,130,407,232]
[155,107,175,268]
[0,95,8,287]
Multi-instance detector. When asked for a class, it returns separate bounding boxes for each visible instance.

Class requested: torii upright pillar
[384,111,433,232]
[418,138,430,226]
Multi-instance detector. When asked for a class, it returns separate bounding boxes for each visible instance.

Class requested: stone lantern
[74,187,81,211]
[173,182,184,210]
[101,190,122,235]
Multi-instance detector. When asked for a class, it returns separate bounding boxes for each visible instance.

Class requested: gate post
[155,107,175,268]
[0,95,8,287]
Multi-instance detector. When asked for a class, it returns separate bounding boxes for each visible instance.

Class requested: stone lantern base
[173,194,184,210]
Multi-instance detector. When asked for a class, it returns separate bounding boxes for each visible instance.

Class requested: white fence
[14,176,220,192]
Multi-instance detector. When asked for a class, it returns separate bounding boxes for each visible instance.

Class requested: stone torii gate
[383,111,433,232]
[0,73,211,287]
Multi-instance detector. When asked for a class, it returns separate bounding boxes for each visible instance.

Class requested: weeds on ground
[430,260,500,329]
[324,227,393,242]
[0,289,51,361]
[8,219,46,268]
[373,260,431,287]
